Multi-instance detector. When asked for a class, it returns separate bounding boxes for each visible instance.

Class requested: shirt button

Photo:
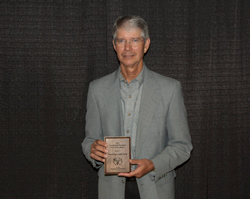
[128,113,131,116]
[129,95,132,98]
[127,130,130,134]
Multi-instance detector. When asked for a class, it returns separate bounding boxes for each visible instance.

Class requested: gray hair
[112,15,149,41]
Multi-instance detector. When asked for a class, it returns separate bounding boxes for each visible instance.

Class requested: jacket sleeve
[81,82,104,169]
[150,81,193,182]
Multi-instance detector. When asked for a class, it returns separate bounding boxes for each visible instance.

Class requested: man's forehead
[116,26,142,37]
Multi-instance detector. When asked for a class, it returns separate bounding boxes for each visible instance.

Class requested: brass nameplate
[104,137,131,175]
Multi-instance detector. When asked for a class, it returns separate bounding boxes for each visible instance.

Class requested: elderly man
[82,15,192,199]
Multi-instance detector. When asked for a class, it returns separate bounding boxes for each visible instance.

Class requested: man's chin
[121,62,135,67]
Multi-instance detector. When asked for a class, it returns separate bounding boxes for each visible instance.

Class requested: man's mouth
[123,54,134,58]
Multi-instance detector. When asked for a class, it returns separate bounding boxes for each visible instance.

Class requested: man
[82,15,192,199]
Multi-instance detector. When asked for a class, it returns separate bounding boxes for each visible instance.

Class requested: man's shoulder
[149,69,181,87]
[90,70,117,88]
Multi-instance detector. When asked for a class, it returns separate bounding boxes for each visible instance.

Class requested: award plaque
[104,136,131,175]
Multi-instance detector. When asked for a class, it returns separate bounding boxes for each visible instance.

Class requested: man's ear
[113,40,117,52]
[144,38,150,53]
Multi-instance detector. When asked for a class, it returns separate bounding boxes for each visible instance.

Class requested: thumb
[129,159,139,165]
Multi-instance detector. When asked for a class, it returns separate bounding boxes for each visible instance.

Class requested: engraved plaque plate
[104,136,131,175]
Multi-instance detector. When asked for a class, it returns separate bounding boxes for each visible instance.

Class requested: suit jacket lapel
[102,67,161,150]
[136,67,161,156]
[103,70,123,136]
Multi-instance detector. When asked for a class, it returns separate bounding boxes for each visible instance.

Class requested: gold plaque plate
[104,137,131,175]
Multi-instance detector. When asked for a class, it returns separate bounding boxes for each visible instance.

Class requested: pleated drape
[1,1,249,198]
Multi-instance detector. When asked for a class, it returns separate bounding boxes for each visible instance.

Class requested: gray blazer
[82,66,192,199]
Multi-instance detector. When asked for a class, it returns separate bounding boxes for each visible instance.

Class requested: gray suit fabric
[82,66,192,199]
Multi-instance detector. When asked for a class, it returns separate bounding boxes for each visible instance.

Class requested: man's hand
[90,140,108,162]
[118,159,155,178]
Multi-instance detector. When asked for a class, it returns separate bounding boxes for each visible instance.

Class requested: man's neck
[120,63,143,83]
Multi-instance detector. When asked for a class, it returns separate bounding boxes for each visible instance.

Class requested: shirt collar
[119,63,145,86]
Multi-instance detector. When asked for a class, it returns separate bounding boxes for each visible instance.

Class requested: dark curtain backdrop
[1,0,249,198]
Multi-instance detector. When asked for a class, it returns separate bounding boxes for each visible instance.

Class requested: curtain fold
[1,0,249,198]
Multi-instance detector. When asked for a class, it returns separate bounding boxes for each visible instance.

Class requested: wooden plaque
[104,136,131,175]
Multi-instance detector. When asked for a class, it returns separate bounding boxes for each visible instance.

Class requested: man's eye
[132,39,139,42]
[118,39,125,43]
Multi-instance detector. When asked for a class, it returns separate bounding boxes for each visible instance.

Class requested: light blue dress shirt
[119,65,144,170]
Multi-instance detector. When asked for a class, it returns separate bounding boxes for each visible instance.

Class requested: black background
[1,0,250,198]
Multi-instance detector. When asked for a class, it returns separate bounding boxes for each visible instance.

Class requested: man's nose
[124,41,132,49]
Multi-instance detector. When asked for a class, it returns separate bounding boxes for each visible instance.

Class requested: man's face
[113,27,150,69]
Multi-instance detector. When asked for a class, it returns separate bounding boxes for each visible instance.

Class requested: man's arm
[119,82,192,180]
[150,82,192,181]
[81,83,108,168]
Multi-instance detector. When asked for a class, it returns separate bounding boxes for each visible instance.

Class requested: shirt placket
[125,82,140,171]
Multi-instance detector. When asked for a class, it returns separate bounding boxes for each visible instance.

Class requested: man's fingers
[90,140,108,162]
[118,170,137,177]
[118,159,155,178]
[91,147,108,157]
[93,143,108,153]
[118,168,142,178]
[92,140,108,153]
[95,140,108,147]
[90,153,106,162]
